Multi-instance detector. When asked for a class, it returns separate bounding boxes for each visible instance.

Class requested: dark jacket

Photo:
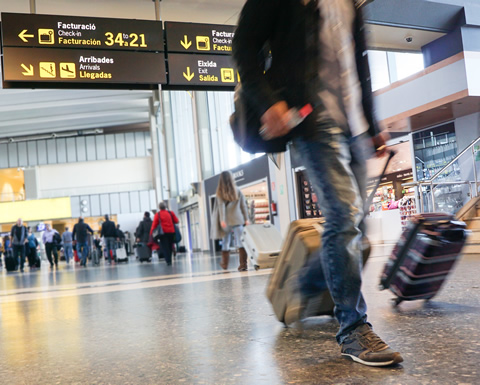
[73,222,94,244]
[233,0,379,139]
[101,220,117,238]
[136,217,153,244]
[11,225,27,246]
[116,228,125,240]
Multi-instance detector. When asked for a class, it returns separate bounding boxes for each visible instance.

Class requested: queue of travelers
[2,205,181,272]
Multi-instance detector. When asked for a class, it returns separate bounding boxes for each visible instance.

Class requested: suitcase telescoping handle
[363,149,396,218]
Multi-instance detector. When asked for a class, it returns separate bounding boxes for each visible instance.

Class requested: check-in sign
[165,22,235,55]
[1,13,164,52]
[168,54,238,87]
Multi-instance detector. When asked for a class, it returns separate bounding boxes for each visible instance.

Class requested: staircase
[456,197,480,255]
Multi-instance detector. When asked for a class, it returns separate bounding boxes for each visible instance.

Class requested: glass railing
[403,136,480,215]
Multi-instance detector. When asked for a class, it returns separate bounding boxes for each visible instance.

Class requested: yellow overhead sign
[0,197,72,224]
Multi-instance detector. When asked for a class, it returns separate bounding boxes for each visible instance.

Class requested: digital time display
[1,13,164,52]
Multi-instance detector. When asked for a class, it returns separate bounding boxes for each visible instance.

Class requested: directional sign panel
[165,22,235,55]
[168,54,238,87]
[1,13,164,52]
[2,47,166,86]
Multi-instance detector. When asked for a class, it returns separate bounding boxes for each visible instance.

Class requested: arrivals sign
[165,22,235,55]
[2,47,167,85]
[1,13,164,51]
[1,12,166,88]
[168,54,238,87]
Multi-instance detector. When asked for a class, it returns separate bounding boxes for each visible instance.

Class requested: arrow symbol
[180,35,192,50]
[21,64,34,76]
[183,67,194,81]
[18,29,35,43]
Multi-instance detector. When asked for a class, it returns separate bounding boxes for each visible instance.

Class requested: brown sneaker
[341,324,403,367]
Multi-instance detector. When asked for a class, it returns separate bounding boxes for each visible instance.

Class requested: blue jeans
[104,237,117,261]
[64,244,73,263]
[292,126,369,345]
[221,225,244,251]
[76,242,89,266]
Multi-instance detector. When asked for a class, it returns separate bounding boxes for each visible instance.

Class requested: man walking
[10,218,28,272]
[233,0,402,366]
[73,217,94,267]
[101,215,118,264]
[42,224,60,268]
[62,227,74,264]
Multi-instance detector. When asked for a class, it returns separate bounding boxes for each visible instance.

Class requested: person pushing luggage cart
[233,0,403,366]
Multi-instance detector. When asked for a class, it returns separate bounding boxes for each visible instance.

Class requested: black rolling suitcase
[379,213,467,306]
[138,244,152,262]
[4,251,17,272]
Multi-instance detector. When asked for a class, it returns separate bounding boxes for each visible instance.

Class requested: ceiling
[0,0,465,140]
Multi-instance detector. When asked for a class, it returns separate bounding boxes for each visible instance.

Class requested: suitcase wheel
[391,298,402,307]
[254,264,260,271]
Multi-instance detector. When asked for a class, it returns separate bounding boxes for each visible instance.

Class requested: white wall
[454,112,480,196]
[374,59,468,121]
[117,212,146,239]
[37,157,154,198]
[455,112,480,152]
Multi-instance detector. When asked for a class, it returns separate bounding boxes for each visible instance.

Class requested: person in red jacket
[150,202,179,266]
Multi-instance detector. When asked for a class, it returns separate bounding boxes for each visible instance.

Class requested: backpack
[229,83,292,154]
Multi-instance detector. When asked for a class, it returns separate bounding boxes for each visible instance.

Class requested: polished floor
[0,246,479,385]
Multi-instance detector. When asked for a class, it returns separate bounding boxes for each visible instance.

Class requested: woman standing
[150,203,179,266]
[213,171,249,271]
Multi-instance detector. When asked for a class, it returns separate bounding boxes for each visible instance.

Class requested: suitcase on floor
[267,151,395,324]
[74,249,80,263]
[92,248,101,265]
[116,244,128,263]
[4,251,17,272]
[137,244,152,262]
[379,213,467,306]
[266,218,335,323]
[241,223,282,270]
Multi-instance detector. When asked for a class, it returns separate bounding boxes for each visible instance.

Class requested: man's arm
[87,225,94,234]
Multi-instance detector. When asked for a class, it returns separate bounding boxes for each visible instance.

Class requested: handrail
[429,136,480,183]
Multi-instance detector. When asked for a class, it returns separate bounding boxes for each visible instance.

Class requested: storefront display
[399,196,417,231]
[242,181,270,224]
[371,183,395,212]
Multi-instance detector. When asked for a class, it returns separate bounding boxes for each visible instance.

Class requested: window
[368,50,424,91]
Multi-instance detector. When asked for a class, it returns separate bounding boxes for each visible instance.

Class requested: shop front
[204,156,275,252]
[366,141,414,243]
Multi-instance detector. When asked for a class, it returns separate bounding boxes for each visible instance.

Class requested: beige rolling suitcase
[266,152,394,325]
[266,218,334,324]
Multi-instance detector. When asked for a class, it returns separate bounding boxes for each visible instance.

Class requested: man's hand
[221,221,227,229]
[260,101,291,140]
[372,131,390,158]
